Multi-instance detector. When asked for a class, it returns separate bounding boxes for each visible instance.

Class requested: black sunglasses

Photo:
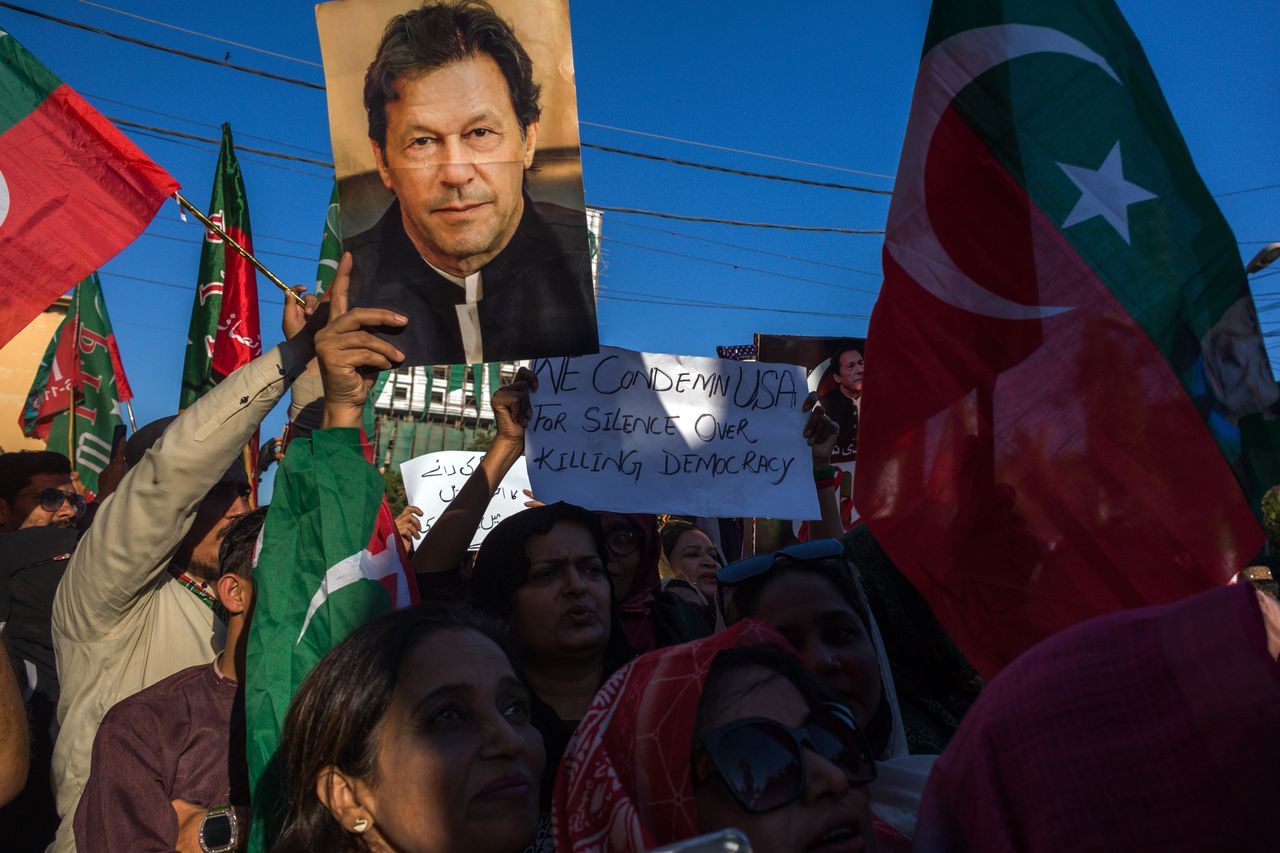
[714,539,846,619]
[692,701,876,813]
[18,487,87,518]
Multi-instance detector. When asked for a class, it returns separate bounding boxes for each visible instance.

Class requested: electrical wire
[604,219,881,278]
[109,118,333,168]
[138,231,319,264]
[74,0,323,67]
[597,290,869,321]
[83,91,332,157]
[582,143,891,195]
[581,120,895,181]
[0,2,325,89]
[604,238,880,295]
[595,207,883,234]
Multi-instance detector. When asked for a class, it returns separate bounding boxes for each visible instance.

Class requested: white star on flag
[1057,142,1156,244]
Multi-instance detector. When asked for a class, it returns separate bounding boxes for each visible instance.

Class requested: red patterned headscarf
[552,619,786,852]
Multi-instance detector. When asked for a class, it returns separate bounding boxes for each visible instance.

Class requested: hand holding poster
[525,347,819,519]
[400,451,531,549]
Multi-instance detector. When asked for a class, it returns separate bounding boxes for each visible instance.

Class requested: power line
[100,270,286,305]
[598,289,869,321]
[0,1,325,89]
[138,231,319,264]
[123,126,333,181]
[604,219,882,278]
[74,0,323,68]
[83,91,332,157]
[154,212,322,249]
[604,238,880,295]
[110,118,334,168]
[596,207,883,234]
[582,143,891,195]
[1216,182,1280,200]
[581,120,895,181]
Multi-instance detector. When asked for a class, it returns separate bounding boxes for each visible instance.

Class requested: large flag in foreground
[179,123,261,408]
[244,429,417,851]
[0,29,178,349]
[20,274,132,499]
[856,0,1277,676]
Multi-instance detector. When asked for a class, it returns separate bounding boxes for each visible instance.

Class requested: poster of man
[756,334,865,529]
[316,0,598,366]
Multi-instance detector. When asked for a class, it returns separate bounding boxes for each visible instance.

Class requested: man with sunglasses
[48,293,331,853]
[0,451,84,532]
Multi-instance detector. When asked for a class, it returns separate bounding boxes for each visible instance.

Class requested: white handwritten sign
[526,347,819,519]
[399,451,531,549]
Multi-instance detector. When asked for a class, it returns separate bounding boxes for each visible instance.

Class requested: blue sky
[5,0,1278,482]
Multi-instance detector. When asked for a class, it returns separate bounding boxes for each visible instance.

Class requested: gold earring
[352,817,370,833]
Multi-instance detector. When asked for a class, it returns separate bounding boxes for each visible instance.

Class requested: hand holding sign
[525,347,819,519]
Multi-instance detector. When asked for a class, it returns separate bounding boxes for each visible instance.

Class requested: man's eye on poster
[317,0,600,367]
[756,334,866,530]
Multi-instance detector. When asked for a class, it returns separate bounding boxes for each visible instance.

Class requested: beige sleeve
[53,343,309,641]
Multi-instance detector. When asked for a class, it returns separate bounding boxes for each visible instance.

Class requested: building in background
[369,209,602,469]
[0,298,71,452]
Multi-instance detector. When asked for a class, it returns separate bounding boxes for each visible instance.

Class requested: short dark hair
[272,603,520,853]
[363,0,542,150]
[659,519,702,561]
[724,552,870,630]
[830,338,864,366]
[0,451,71,503]
[217,506,268,581]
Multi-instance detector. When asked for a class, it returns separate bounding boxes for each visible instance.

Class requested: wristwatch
[199,804,239,853]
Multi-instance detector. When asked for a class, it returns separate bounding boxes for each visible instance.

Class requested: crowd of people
[2,2,1277,850]
[0,246,1275,852]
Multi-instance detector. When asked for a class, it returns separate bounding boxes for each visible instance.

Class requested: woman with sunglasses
[715,539,935,848]
[555,620,877,852]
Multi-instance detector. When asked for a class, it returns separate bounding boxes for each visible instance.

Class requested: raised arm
[411,367,537,575]
[53,296,323,641]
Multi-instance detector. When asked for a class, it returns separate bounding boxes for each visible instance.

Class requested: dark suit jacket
[347,195,598,365]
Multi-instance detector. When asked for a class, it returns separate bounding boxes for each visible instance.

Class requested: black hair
[364,0,542,150]
[217,506,269,581]
[722,555,894,756]
[0,451,71,504]
[694,645,837,741]
[659,519,704,560]
[828,338,864,366]
[470,502,633,674]
[272,602,521,853]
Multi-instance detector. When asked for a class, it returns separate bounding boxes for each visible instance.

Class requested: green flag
[22,275,133,498]
[314,182,342,296]
[180,123,257,409]
[363,371,390,439]
[245,428,416,850]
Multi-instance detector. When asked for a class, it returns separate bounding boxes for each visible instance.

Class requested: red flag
[855,2,1266,676]
[0,31,178,349]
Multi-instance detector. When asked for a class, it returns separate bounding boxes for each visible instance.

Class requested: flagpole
[124,400,138,432]
[173,192,306,307]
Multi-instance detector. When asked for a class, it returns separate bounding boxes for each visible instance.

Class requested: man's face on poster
[372,53,539,278]
[834,348,864,398]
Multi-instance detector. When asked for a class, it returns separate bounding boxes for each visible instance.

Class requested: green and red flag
[180,123,261,407]
[314,181,342,295]
[856,0,1276,676]
[20,274,133,498]
[0,29,178,349]
[180,124,261,499]
[244,428,418,851]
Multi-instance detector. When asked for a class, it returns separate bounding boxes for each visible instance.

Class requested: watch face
[202,814,233,848]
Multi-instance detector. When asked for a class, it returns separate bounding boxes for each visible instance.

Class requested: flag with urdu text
[20,274,133,499]
[180,123,261,407]
[244,428,417,851]
[855,0,1279,677]
[0,29,178,349]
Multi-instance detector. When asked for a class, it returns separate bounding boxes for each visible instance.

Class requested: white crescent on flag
[296,532,411,643]
[0,168,10,229]
[887,24,1123,320]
